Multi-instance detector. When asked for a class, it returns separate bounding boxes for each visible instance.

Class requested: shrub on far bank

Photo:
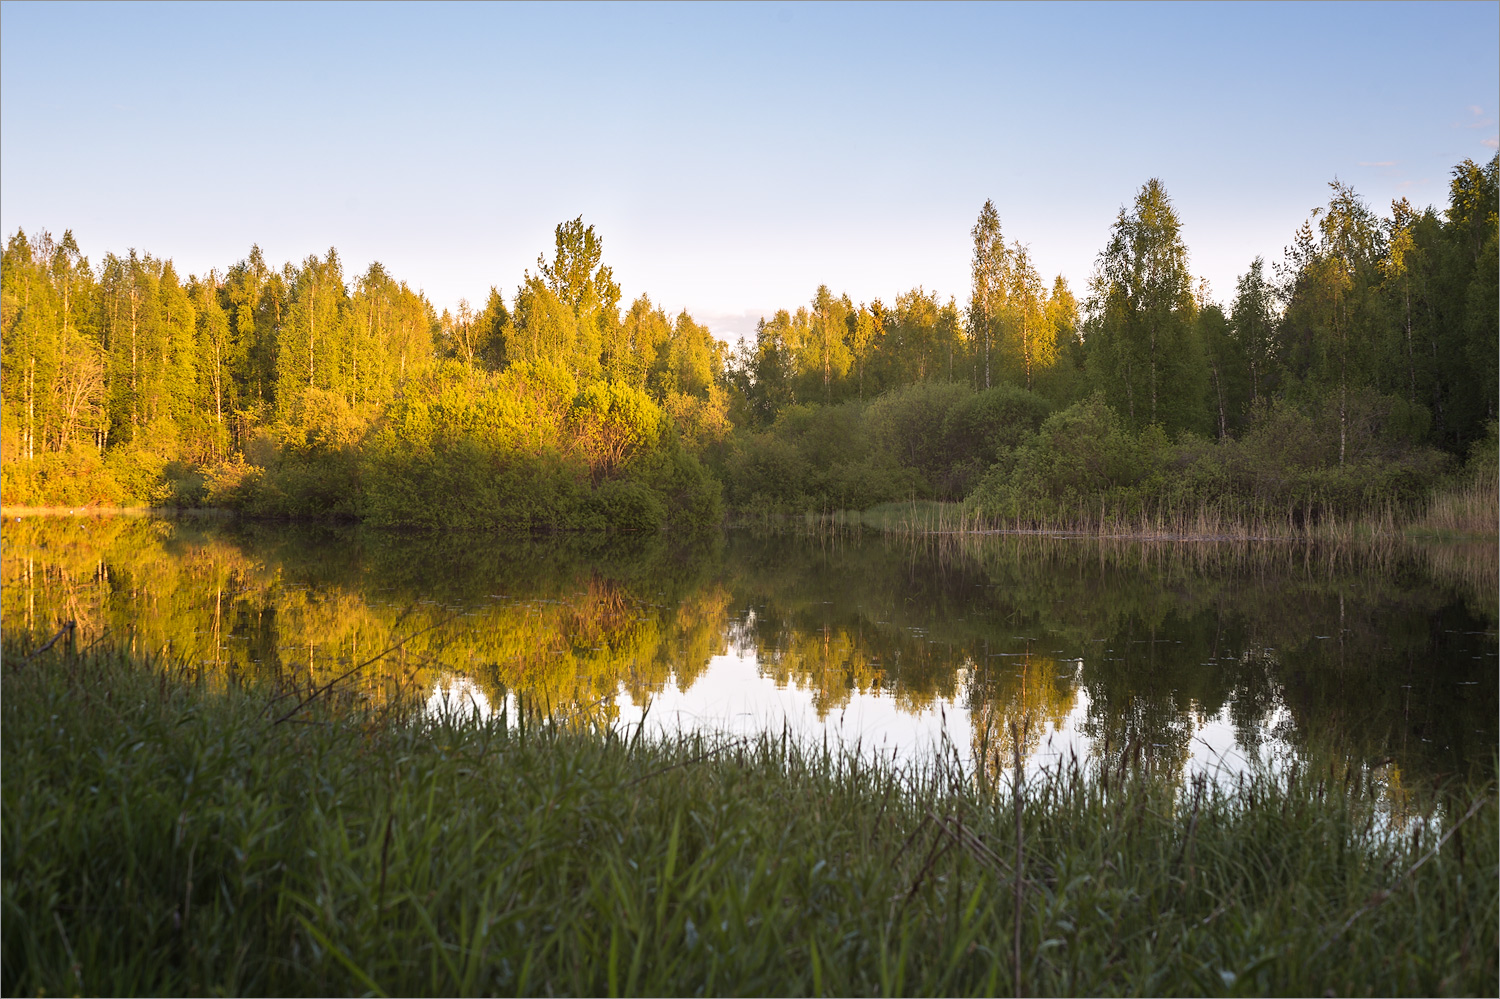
[867,380,1052,499]
[720,382,1051,514]
[967,390,1453,527]
[1,444,123,507]
[357,362,719,532]
[721,400,918,513]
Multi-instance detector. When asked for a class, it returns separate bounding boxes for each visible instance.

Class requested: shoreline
[1,505,235,518]
[4,503,1495,544]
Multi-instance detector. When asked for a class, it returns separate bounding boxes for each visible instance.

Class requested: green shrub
[2,445,124,507]
[103,442,170,506]
[967,391,1454,527]
[156,461,208,508]
[937,383,1052,496]
[588,478,666,532]
[357,367,716,533]
[640,446,723,530]
[864,381,1050,500]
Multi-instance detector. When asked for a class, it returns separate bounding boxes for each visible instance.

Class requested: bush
[864,381,1051,499]
[202,456,263,509]
[968,394,1145,520]
[1,445,124,507]
[967,391,1454,528]
[721,383,1046,514]
[243,451,363,520]
[588,478,666,532]
[357,367,718,533]
[937,383,1052,496]
[156,461,207,508]
[641,446,723,530]
[865,381,970,481]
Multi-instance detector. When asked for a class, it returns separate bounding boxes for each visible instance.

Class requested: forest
[2,156,1496,531]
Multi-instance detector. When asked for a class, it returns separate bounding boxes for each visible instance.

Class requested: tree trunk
[984,311,991,389]
[1403,279,1415,405]
[1020,314,1029,390]
[26,356,35,461]
[308,284,316,388]
[130,289,139,440]
[1149,319,1158,425]
[1338,300,1347,467]
[1210,359,1227,441]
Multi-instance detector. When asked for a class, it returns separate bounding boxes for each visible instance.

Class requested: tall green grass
[3,636,1495,996]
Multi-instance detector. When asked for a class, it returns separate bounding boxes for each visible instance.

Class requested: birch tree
[968,201,1008,389]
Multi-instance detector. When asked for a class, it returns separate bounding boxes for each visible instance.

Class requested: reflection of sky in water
[426,650,1308,792]
[425,665,1430,833]
[614,650,970,766]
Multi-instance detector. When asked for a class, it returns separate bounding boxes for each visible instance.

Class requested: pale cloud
[1456,105,1495,129]
[691,308,769,344]
[1358,160,1396,167]
[1484,137,1499,149]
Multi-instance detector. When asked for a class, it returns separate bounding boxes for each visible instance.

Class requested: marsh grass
[790,502,1440,588]
[1409,476,1500,540]
[3,635,1495,997]
[817,498,1427,545]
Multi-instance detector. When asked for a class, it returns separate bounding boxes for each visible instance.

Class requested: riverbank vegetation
[3,635,1494,996]
[3,159,1495,535]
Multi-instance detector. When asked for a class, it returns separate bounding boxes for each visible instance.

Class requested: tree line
[1,156,1494,526]
[730,159,1495,449]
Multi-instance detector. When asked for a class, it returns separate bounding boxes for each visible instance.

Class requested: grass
[3,635,1496,997]
[794,477,1497,548]
[1408,475,1500,540]
[803,498,1383,543]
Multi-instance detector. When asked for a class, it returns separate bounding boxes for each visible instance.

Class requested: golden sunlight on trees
[3,160,1495,523]
[569,381,664,481]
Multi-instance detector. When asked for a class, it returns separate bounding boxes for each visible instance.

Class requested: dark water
[3,514,1495,797]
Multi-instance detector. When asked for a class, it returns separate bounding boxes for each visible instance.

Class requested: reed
[793,488,1483,551]
[3,636,1495,997]
[1409,475,1499,539]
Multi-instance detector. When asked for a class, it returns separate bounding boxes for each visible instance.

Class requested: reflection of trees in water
[3,517,1493,787]
[730,611,965,716]
[1222,647,1285,758]
[1400,537,1497,628]
[722,531,1495,787]
[969,650,1079,780]
[0,518,728,722]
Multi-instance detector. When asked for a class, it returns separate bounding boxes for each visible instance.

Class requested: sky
[2,1,1497,341]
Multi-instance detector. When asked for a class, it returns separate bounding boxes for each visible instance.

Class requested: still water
[3,514,1494,793]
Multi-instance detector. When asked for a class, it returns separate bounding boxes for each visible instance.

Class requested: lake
[3,513,1494,798]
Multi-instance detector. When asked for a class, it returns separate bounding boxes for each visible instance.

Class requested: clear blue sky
[3,1,1496,340]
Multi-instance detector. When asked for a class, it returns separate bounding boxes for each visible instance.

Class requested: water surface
[4,515,1494,798]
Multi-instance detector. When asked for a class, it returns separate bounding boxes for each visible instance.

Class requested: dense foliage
[3,159,1495,528]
